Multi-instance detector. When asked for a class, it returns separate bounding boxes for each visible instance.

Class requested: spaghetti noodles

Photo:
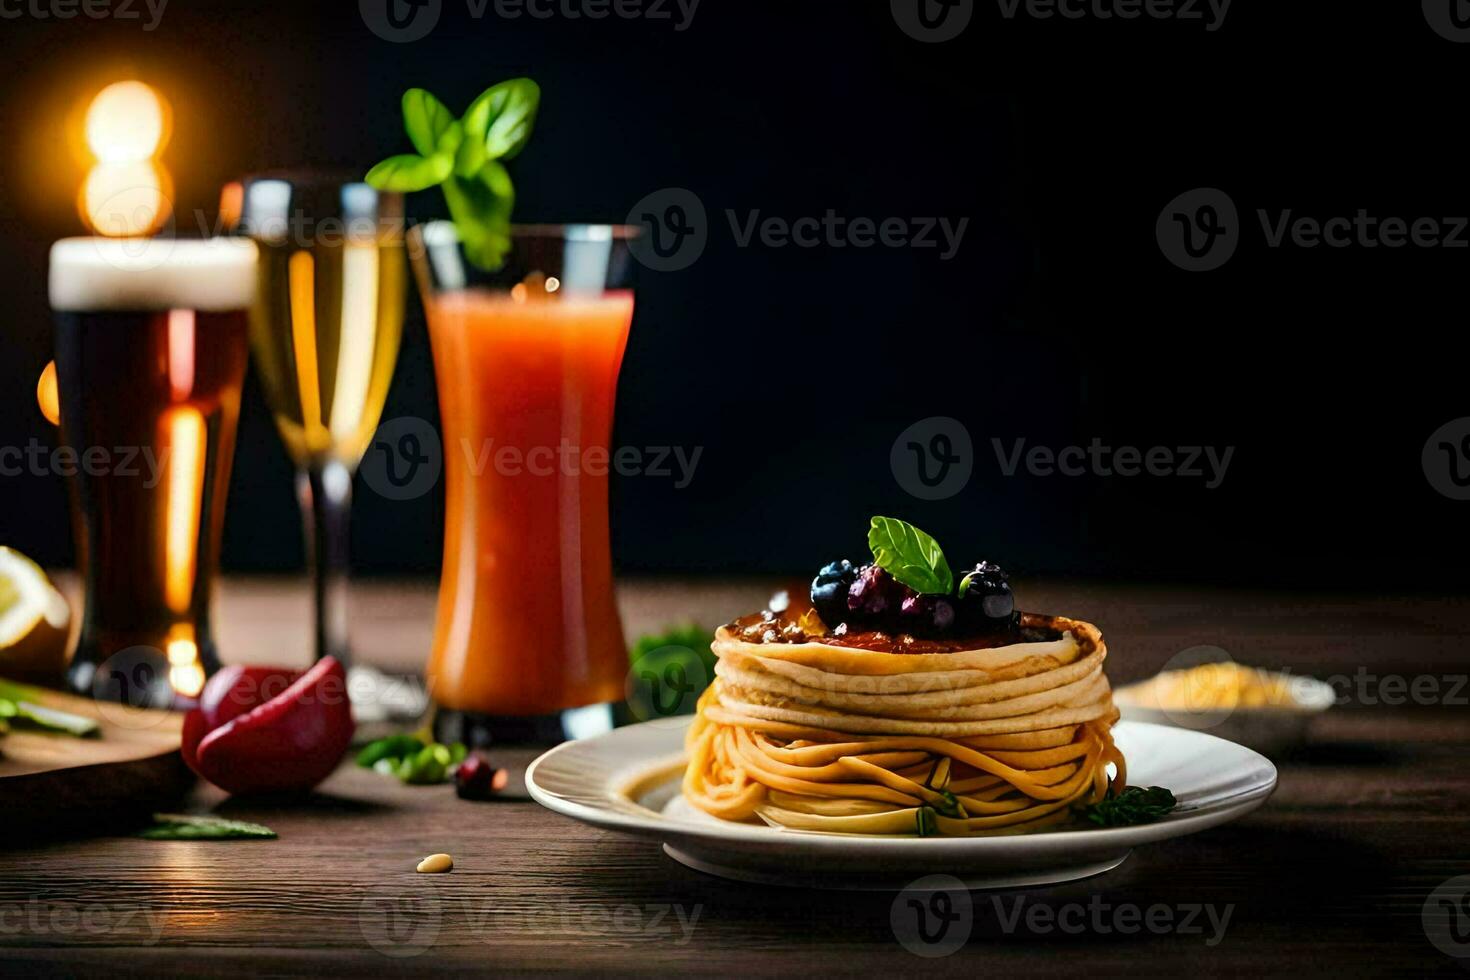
[683,612,1125,836]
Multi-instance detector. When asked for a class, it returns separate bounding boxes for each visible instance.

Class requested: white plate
[526,718,1277,891]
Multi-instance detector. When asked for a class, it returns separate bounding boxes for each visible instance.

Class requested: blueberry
[957,561,1015,631]
[810,559,859,625]
[847,564,900,619]
[900,592,956,634]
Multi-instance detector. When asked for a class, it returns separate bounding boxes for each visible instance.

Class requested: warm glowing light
[163,407,205,614]
[511,283,528,304]
[545,276,561,293]
[289,250,328,450]
[80,160,172,237]
[167,309,195,401]
[85,81,168,163]
[169,662,206,698]
[36,361,60,425]
[330,244,380,442]
[165,625,204,697]
[218,181,244,231]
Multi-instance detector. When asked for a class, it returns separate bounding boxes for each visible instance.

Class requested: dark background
[1,0,1465,590]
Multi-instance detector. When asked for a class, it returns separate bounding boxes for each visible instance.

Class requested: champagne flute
[236,174,406,665]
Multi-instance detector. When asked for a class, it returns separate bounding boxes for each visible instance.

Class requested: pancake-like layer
[705,613,1113,737]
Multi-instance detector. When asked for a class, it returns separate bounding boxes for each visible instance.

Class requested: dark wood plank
[3,579,1469,976]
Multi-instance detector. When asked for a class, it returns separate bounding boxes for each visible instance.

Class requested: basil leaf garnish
[364,153,454,193]
[402,88,456,157]
[465,78,541,160]
[867,516,954,595]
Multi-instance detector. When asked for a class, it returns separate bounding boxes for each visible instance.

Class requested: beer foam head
[49,237,258,312]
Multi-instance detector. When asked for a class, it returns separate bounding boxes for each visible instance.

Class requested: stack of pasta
[683,613,1124,836]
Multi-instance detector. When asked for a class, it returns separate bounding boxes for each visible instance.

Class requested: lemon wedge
[0,547,71,682]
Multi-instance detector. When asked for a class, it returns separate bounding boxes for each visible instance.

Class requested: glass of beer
[48,237,258,708]
[409,222,637,744]
[236,175,406,666]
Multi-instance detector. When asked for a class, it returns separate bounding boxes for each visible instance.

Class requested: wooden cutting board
[0,685,194,837]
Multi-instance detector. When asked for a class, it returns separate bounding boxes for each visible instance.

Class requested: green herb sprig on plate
[1078,785,1178,827]
[366,79,540,271]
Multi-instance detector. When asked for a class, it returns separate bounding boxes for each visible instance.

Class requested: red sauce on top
[723,609,1062,655]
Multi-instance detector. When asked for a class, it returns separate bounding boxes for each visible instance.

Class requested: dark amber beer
[48,238,256,708]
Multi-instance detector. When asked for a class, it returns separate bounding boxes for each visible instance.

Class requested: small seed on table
[416,853,453,873]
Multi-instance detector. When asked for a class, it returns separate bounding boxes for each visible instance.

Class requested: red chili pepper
[181,656,354,795]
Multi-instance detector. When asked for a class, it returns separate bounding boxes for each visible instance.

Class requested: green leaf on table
[139,813,277,841]
[402,88,456,157]
[355,733,425,768]
[867,516,954,595]
[1078,785,1177,827]
[0,681,100,737]
[464,78,541,160]
[365,153,453,193]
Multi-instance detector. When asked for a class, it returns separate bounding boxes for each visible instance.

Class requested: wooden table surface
[3,577,1470,976]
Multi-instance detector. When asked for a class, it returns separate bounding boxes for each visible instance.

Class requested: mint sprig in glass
[366,79,540,270]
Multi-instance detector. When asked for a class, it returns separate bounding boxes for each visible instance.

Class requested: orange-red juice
[423,289,634,715]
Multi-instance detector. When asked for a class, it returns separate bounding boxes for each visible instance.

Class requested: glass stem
[297,461,352,665]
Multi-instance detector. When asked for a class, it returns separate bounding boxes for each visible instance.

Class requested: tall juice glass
[410,222,636,742]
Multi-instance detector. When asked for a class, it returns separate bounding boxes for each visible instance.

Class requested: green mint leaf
[139,813,277,840]
[1078,785,1177,827]
[365,153,453,192]
[464,78,541,160]
[441,168,513,271]
[402,88,456,157]
[867,516,954,595]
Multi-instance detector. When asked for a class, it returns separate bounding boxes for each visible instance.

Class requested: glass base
[432,701,628,749]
